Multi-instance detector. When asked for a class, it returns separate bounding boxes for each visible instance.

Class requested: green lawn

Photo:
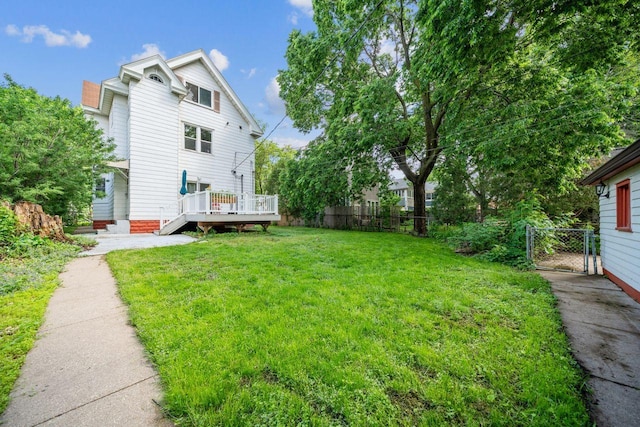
[107,227,590,426]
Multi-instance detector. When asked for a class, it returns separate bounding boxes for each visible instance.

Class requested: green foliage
[0,203,19,249]
[431,157,478,224]
[378,191,400,208]
[448,218,507,253]
[444,198,561,268]
[0,75,115,220]
[254,140,296,195]
[278,136,386,221]
[0,237,80,295]
[279,1,638,235]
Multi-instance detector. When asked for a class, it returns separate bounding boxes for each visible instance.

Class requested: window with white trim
[185,82,220,112]
[187,182,210,193]
[184,124,213,154]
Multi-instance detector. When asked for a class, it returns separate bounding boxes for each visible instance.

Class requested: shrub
[0,204,19,257]
[447,217,506,253]
[443,197,563,269]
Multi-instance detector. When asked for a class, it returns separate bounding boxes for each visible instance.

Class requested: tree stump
[10,201,68,242]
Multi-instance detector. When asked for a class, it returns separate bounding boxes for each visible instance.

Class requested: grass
[107,227,590,426]
[0,238,83,413]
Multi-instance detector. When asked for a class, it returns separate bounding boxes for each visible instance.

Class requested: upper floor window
[184,124,213,154]
[616,179,632,232]
[185,82,220,112]
[148,74,164,84]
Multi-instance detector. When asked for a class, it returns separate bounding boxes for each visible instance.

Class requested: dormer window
[148,73,164,84]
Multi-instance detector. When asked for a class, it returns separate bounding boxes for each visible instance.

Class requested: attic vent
[149,74,164,84]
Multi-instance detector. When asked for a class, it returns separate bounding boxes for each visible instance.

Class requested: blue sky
[1,0,319,148]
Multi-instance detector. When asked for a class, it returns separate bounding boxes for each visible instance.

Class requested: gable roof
[581,139,640,185]
[82,49,263,137]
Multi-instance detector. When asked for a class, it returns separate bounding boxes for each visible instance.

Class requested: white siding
[110,94,129,160]
[113,172,128,220]
[93,172,114,220]
[128,78,180,220]
[86,113,114,220]
[600,163,640,293]
[174,62,257,196]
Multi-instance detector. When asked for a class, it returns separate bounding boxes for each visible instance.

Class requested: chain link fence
[526,226,599,274]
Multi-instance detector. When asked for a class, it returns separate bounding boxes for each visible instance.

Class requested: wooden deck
[159,191,280,235]
[187,213,280,233]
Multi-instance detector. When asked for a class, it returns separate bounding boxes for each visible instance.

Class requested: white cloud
[287,13,299,25]
[125,43,166,63]
[379,38,397,56]
[272,135,310,149]
[5,24,91,48]
[288,0,313,16]
[5,25,20,36]
[241,68,257,79]
[265,77,286,115]
[209,48,229,72]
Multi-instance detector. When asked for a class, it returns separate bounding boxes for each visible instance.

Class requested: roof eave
[581,139,640,185]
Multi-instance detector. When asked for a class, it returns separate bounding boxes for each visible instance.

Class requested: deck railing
[160,191,279,228]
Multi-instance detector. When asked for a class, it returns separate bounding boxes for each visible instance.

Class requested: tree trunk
[412,179,427,236]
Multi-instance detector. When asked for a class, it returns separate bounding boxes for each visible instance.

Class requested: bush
[0,204,19,257]
[447,217,506,253]
[442,197,562,269]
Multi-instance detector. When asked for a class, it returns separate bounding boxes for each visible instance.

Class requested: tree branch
[389,141,417,182]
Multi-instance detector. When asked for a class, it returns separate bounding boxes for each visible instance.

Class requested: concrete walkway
[80,233,195,256]
[0,234,195,427]
[541,271,640,427]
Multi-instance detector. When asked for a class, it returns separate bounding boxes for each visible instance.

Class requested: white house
[389,178,436,211]
[82,49,278,234]
[582,139,640,303]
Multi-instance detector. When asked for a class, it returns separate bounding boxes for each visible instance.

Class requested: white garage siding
[599,163,640,295]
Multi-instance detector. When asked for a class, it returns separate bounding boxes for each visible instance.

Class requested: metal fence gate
[526,226,599,274]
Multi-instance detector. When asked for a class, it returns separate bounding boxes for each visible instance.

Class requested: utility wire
[236,4,636,172]
[234,0,386,171]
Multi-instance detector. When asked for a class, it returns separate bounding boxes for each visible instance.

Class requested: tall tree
[279,0,637,235]
[435,47,639,221]
[0,76,114,218]
[279,135,387,221]
[254,140,296,195]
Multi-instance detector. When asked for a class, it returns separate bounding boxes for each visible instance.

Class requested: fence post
[583,230,589,273]
[591,231,598,275]
[525,225,531,261]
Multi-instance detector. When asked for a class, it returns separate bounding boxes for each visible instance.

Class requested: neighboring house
[82,49,276,234]
[581,139,640,303]
[389,178,436,211]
